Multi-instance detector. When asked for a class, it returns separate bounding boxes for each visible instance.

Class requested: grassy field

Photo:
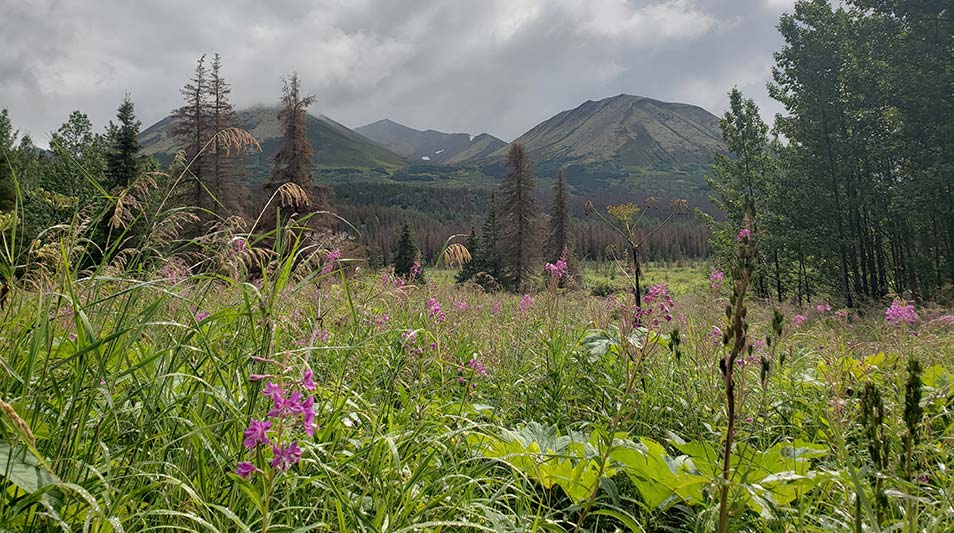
[1,253,953,531]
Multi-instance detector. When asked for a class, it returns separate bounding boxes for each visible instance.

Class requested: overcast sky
[2,0,796,146]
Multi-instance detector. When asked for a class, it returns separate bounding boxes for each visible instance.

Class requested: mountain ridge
[355,119,506,165]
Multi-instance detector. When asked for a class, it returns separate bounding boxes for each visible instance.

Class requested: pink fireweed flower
[636,284,675,328]
[467,358,488,376]
[231,237,247,253]
[736,227,751,241]
[815,303,831,314]
[268,390,304,418]
[519,294,535,313]
[709,269,724,289]
[302,369,316,391]
[262,382,283,403]
[321,249,342,275]
[235,461,256,479]
[426,297,445,321]
[373,313,389,326]
[195,311,210,322]
[242,419,271,449]
[402,330,418,344]
[454,299,469,311]
[410,261,423,278]
[270,441,302,471]
[250,374,271,382]
[544,253,569,279]
[885,299,917,326]
[491,301,502,315]
[793,314,807,327]
[301,395,316,436]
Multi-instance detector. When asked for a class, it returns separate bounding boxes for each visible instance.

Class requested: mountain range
[137,94,727,194]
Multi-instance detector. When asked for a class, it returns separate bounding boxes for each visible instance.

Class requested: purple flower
[410,261,423,278]
[519,294,535,313]
[250,374,271,382]
[885,299,917,326]
[302,369,316,391]
[709,269,724,289]
[235,461,256,479]
[195,311,210,322]
[736,227,751,242]
[466,358,488,376]
[243,419,271,449]
[402,330,418,344]
[231,238,247,253]
[271,441,302,471]
[269,390,304,418]
[302,396,316,436]
[793,314,807,327]
[815,303,831,314]
[491,301,502,315]
[545,253,569,280]
[262,382,283,403]
[426,297,443,319]
[321,249,342,275]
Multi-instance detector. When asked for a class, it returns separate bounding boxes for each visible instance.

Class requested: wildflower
[270,441,302,471]
[709,269,724,289]
[426,297,445,321]
[402,330,418,344]
[467,358,488,376]
[793,314,807,327]
[231,237,247,253]
[373,313,389,326]
[815,303,831,314]
[453,299,469,311]
[249,374,271,382]
[885,299,917,326]
[491,301,502,315]
[301,396,316,436]
[410,261,423,279]
[321,249,342,275]
[68,332,77,341]
[544,253,569,280]
[235,461,256,479]
[262,382,283,403]
[269,390,304,418]
[736,227,751,242]
[519,294,535,313]
[242,419,272,449]
[195,311,210,322]
[302,369,316,391]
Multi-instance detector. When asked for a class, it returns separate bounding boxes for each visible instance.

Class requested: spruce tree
[498,143,540,291]
[393,222,420,279]
[207,53,240,215]
[544,170,575,283]
[267,73,330,214]
[172,55,211,209]
[479,192,501,280]
[105,94,143,190]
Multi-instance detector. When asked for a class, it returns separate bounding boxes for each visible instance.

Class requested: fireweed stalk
[717,217,756,533]
[237,360,317,532]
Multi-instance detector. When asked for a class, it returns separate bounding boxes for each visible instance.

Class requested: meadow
[1,247,952,532]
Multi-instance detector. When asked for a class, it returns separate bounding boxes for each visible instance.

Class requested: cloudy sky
[2,0,796,146]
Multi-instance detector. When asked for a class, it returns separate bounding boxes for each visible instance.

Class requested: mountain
[355,119,506,165]
[138,105,407,170]
[482,94,726,170]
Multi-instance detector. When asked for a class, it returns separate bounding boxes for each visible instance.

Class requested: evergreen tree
[393,222,420,279]
[479,192,502,280]
[456,227,481,283]
[498,143,540,291]
[544,170,576,283]
[105,94,144,190]
[172,55,211,209]
[207,53,241,215]
[267,73,331,217]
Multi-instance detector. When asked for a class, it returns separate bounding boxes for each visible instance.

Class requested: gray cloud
[0,0,795,147]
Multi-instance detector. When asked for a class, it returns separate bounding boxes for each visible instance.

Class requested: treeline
[707,0,953,305]
[331,181,710,267]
